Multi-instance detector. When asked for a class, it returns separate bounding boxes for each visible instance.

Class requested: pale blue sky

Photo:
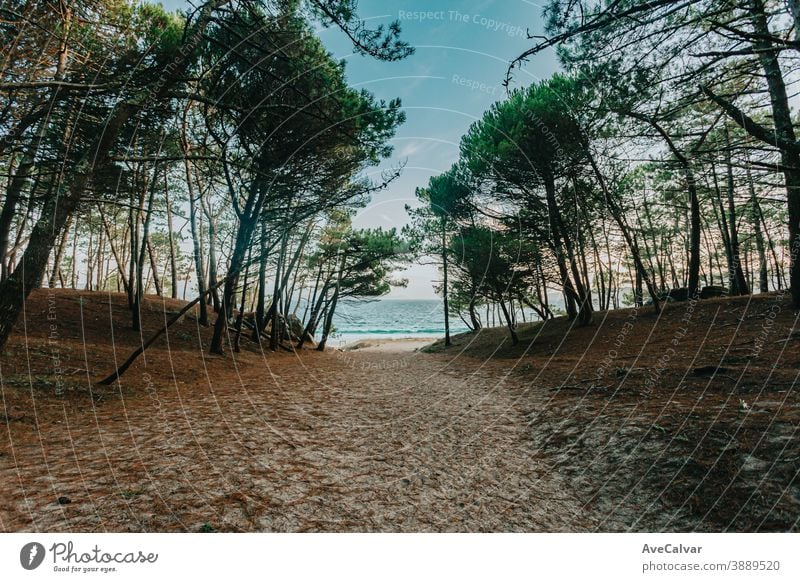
[161,0,559,298]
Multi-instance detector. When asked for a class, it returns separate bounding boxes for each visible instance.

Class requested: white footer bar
[1,533,797,581]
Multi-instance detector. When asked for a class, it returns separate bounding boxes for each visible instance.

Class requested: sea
[327,299,469,347]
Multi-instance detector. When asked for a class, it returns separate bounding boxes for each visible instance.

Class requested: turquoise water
[328,299,469,346]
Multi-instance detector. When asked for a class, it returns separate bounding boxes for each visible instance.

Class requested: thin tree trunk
[269,230,288,350]
[317,252,346,352]
[234,247,252,353]
[98,275,229,385]
[586,147,661,312]
[723,125,749,295]
[499,298,519,345]
[442,220,451,346]
[183,109,208,326]
[70,216,78,288]
[48,215,73,288]
[468,295,481,330]
[253,221,268,339]
[747,167,769,293]
[147,239,162,297]
[97,204,129,293]
[164,176,178,299]
[210,215,257,355]
[298,263,327,348]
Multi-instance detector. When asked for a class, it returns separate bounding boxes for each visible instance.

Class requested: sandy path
[0,346,591,532]
[5,291,798,532]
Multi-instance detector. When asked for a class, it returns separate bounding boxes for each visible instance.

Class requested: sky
[162,0,560,298]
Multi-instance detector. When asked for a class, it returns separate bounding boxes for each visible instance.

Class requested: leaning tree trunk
[183,112,209,326]
[209,217,257,355]
[498,298,519,345]
[544,176,582,320]
[98,275,229,385]
[298,267,331,349]
[468,295,481,331]
[97,205,129,293]
[591,123,659,312]
[147,239,162,297]
[0,94,55,280]
[317,290,340,352]
[0,152,35,277]
[48,215,73,288]
[0,182,81,345]
[317,251,347,352]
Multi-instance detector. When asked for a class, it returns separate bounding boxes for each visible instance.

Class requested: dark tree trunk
[269,230,288,350]
[673,152,701,297]
[48,215,73,288]
[723,126,749,295]
[0,181,82,346]
[298,265,329,348]
[0,154,35,277]
[468,295,481,331]
[132,182,156,330]
[0,0,223,348]
[147,239,161,297]
[98,204,129,293]
[209,217,256,355]
[183,114,209,326]
[498,299,519,345]
[747,167,769,293]
[719,0,800,305]
[441,220,451,346]
[0,96,140,347]
[207,214,220,313]
[544,175,582,321]
[234,247,252,353]
[317,250,347,352]
[253,221,268,340]
[586,147,661,312]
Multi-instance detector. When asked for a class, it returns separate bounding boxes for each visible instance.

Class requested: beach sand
[0,344,586,532]
[339,337,438,353]
[1,290,798,532]
[0,291,588,532]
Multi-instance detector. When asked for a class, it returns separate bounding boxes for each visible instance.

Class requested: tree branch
[700,84,800,153]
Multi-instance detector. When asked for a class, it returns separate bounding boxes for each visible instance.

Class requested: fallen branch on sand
[97,277,229,385]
